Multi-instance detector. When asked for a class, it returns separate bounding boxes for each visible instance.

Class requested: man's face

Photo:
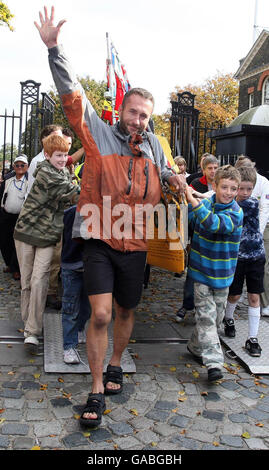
[13,161,28,178]
[119,94,153,135]
[42,129,63,148]
[63,135,72,152]
[204,163,219,183]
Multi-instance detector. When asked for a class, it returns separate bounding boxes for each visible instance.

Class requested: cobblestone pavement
[0,255,269,452]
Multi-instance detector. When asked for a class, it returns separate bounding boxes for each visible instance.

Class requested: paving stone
[3,397,25,410]
[220,435,244,448]
[89,428,112,442]
[204,392,221,401]
[25,409,51,421]
[40,436,62,449]
[13,437,35,449]
[221,381,241,391]
[239,389,261,399]
[33,421,62,437]
[114,436,142,449]
[228,413,249,423]
[135,429,160,444]
[107,422,134,436]
[190,417,217,433]
[145,409,170,421]
[62,432,89,448]
[247,408,269,421]
[0,389,23,399]
[153,423,176,437]
[50,397,72,407]
[2,423,29,435]
[244,438,269,450]
[168,414,190,428]
[202,410,224,421]
[21,381,40,390]
[256,402,269,413]
[129,416,154,430]
[170,435,201,450]
[1,409,23,421]
[154,400,177,410]
[1,381,19,389]
[0,436,9,449]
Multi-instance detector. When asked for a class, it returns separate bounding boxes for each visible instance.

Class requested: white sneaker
[261,305,269,316]
[64,348,80,364]
[78,329,86,343]
[24,335,39,346]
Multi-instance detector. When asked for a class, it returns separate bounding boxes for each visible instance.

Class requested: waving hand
[34,5,66,48]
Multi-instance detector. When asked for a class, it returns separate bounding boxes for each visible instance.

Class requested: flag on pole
[101,33,131,125]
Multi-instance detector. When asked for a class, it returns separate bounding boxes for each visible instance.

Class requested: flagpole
[253,0,259,43]
[106,32,116,125]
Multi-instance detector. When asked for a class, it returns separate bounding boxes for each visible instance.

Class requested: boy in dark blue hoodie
[224,166,265,357]
[61,205,91,364]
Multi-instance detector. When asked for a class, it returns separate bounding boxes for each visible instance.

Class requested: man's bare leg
[105,300,135,392]
[82,293,112,420]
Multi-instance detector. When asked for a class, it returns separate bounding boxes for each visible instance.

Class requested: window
[249,93,254,108]
[262,76,269,104]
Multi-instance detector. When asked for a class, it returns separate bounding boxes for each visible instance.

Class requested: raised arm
[34,5,66,48]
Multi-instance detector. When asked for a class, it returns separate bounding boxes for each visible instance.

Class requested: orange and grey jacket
[48,45,174,252]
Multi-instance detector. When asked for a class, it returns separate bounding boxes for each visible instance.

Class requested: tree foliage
[0,2,14,31]
[48,76,107,152]
[171,72,239,127]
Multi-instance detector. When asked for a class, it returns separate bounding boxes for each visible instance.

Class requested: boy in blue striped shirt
[185,165,243,382]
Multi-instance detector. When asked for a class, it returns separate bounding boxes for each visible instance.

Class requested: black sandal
[79,393,106,427]
[104,364,123,395]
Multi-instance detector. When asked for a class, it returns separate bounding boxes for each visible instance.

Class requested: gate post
[18,80,41,159]
[170,92,200,174]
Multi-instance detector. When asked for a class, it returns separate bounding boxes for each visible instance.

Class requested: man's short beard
[119,119,143,136]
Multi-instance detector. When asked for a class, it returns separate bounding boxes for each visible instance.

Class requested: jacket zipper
[126,158,133,195]
[143,160,149,199]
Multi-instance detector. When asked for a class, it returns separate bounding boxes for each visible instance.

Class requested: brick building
[234,29,269,115]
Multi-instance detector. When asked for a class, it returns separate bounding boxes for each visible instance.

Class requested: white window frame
[262,76,269,104]
[249,92,254,108]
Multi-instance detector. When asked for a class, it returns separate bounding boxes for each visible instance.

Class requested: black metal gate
[170,91,221,173]
[1,80,55,178]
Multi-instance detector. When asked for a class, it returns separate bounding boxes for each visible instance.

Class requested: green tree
[48,76,107,152]
[0,2,14,31]
[171,72,239,127]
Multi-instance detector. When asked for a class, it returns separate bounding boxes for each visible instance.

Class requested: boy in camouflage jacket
[14,134,79,349]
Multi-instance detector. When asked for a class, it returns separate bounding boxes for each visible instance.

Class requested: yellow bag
[147,191,188,274]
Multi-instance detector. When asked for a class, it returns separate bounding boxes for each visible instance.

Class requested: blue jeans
[183,270,195,310]
[61,268,91,350]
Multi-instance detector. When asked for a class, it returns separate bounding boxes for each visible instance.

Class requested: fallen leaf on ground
[242,432,250,439]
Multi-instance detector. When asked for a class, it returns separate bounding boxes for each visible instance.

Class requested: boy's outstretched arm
[34,5,66,48]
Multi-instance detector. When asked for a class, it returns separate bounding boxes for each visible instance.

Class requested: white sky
[1,0,269,120]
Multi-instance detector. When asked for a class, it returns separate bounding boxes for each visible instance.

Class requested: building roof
[229,104,269,127]
[234,29,269,80]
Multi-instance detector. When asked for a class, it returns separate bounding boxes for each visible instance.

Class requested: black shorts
[83,239,147,309]
[229,257,265,296]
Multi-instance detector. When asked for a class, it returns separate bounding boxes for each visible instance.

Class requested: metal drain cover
[43,313,136,374]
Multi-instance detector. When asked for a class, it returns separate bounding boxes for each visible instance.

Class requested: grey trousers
[188,282,229,370]
[15,240,54,336]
